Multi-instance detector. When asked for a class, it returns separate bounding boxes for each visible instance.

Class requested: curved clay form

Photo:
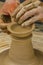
[0,23,43,65]
[7,23,35,37]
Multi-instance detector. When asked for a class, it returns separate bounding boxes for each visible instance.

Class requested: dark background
[0,0,5,2]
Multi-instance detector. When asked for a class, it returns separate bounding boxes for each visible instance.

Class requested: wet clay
[8,23,34,37]
[0,23,43,65]
[0,45,43,65]
[8,24,35,64]
[11,24,32,33]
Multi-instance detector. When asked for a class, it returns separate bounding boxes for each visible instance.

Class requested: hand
[0,0,19,28]
[0,0,19,15]
[21,6,43,27]
[0,19,14,28]
[12,0,43,27]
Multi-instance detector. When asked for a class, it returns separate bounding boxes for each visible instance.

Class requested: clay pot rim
[7,23,35,34]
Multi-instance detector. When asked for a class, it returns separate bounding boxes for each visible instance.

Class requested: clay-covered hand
[21,6,43,27]
[0,18,11,28]
[0,0,19,28]
[0,0,19,15]
[12,0,43,27]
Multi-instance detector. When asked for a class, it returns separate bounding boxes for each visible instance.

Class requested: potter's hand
[21,6,43,27]
[0,0,19,28]
[0,0,19,15]
[12,0,43,27]
[0,18,11,28]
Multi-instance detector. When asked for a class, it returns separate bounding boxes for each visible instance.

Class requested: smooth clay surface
[8,24,34,37]
[6,23,43,65]
[11,24,32,33]
[0,49,43,65]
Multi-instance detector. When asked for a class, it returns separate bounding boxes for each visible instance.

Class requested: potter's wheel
[0,49,43,65]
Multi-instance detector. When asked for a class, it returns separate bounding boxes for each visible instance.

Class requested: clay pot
[7,23,39,65]
[0,23,43,65]
[7,23,35,37]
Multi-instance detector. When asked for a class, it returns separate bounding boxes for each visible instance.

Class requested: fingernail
[16,15,18,19]
[21,23,25,27]
[22,22,27,27]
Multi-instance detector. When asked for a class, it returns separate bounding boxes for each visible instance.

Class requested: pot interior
[9,24,33,34]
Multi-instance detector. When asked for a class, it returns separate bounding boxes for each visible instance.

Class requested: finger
[18,8,38,24]
[39,14,43,22]
[22,14,42,27]
[12,4,23,17]
[12,0,31,17]
[16,0,41,19]
[22,0,31,6]
[0,23,11,28]
[16,3,34,19]
[0,19,3,23]
[0,23,8,27]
